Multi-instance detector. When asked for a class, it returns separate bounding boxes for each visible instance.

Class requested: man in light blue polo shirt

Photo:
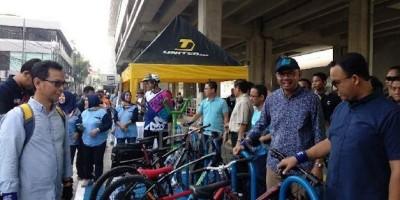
[186,81,229,154]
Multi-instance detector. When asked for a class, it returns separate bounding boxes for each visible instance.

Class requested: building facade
[0,15,73,82]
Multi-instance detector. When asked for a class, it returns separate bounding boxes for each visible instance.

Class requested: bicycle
[90,136,171,200]
[256,147,322,200]
[91,124,211,200]
[99,128,228,200]
[189,149,266,200]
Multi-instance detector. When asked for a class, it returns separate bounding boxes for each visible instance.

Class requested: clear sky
[0,0,114,73]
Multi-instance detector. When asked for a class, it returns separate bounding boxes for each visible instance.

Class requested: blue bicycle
[256,147,322,200]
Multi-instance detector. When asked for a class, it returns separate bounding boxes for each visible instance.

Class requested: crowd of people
[0,52,399,200]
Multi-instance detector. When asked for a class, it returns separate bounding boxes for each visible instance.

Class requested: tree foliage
[72,51,90,92]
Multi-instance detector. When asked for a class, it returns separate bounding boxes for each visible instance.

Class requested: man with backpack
[0,58,41,121]
[0,61,73,200]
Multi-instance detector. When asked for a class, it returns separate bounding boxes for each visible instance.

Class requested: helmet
[142,73,160,83]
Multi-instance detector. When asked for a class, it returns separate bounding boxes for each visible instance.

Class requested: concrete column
[198,0,222,46]
[264,38,275,90]
[332,45,346,61]
[246,19,265,85]
[348,0,373,62]
[198,0,222,101]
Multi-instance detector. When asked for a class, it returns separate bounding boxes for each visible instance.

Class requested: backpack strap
[19,104,66,149]
[55,106,66,127]
[19,104,34,148]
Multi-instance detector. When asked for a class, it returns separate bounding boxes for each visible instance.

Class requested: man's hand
[224,123,229,131]
[277,156,298,174]
[232,143,244,155]
[62,179,73,200]
[311,165,324,180]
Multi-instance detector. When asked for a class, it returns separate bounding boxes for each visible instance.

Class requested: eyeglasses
[386,76,400,82]
[331,77,351,87]
[43,79,69,88]
[276,71,296,78]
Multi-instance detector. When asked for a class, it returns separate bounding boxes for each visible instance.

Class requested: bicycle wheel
[90,166,138,200]
[100,175,166,200]
[223,173,266,200]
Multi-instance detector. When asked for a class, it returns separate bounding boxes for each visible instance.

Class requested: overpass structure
[108,0,400,88]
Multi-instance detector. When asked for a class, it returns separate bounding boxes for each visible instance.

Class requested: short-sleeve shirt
[326,91,400,200]
[198,96,229,135]
[229,93,252,133]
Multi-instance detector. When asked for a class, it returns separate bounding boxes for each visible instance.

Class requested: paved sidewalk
[73,141,112,200]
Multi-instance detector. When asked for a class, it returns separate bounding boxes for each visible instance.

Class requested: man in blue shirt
[278,53,400,200]
[0,59,41,118]
[186,81,229,153]
[0,61,73,200]
[234,57,325,190]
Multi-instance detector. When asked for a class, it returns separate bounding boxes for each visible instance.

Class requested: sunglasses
[386,76,400,82]
[331,77,351,87]
[43,79,69,88]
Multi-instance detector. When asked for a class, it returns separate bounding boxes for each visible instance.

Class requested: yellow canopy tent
[121,64,248,94]
[120,16,248,96]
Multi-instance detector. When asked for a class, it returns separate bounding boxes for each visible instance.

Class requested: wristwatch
[314,162,324,168]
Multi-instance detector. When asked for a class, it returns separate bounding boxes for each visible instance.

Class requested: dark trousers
[76,138,85,178]
[70,145,78,166]
[83,142,106,181]
[116,137,136,144]
[230,131,238,148]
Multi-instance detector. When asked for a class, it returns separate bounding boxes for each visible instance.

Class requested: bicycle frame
[143,153,217,200]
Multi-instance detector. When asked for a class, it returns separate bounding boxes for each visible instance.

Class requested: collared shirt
[229,93,252,133]
[198,96,229,135]
[0,75,31,115]
[326,90,400,200]
[0,98,72,199]
[248,87,325,173]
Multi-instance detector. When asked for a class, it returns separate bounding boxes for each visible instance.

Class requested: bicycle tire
[90,166,138,200]
[100,175,167,200]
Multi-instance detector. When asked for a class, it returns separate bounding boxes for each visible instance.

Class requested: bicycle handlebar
[191,156,253,175]
[163,124,211,140]
[269,147,322,186]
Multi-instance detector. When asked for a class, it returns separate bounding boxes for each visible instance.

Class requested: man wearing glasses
[0,59,41,120]
[0,61,73,200]
[235,57,325,190]
[185,81,229,154]
[385,66,400,97]
[278,53,400,200]
[388,78,400,106]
